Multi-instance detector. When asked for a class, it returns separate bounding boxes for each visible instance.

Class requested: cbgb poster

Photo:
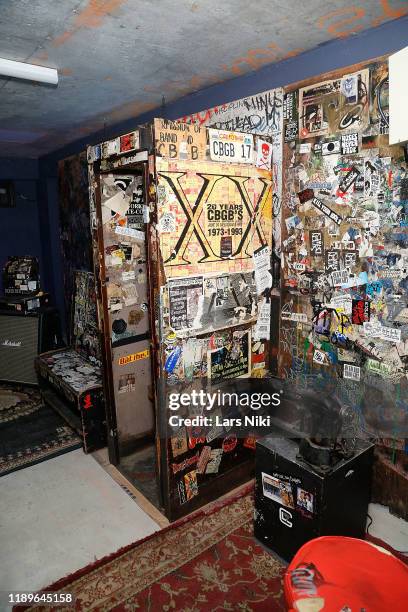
[156,159,273,278]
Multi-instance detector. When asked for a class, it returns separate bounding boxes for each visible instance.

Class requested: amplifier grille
[0,315,38,384]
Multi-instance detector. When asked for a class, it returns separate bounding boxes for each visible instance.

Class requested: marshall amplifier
[0,308,61,385]
[254,437,374,562]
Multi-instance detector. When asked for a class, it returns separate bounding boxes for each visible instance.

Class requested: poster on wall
[156,159,272,279]
[154,118,207,161]
[168,277,203,331]
[176,88,284,260]
[166,272,258,335]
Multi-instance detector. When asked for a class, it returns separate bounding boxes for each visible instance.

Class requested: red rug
[21,483,286,611]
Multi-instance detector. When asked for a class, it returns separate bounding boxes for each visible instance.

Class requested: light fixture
[0,58,58,85]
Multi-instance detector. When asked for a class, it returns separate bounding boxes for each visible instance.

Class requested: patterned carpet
[0,384,82,477]
[21,485,286,611]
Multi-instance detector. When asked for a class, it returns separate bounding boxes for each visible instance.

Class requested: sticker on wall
[313,349,327,365]
[208,329,250,382]
[102,138,120,158]
[158,211,176,234]
[120,131,140,153]
[171,427,188,458]
[243,434,258,449]
[281,311,308,323]
[178,479,187,504]
[171,452,200,475]
[118,349,150,365]
[340,74,358,102]
[165,345,182,374]
[184,470,198,500]
[87,145,101,163]
[209,129,254,164]
[309,230,324,256]
[222,434,238,453]
[125,177,144,230]
[115,226,145,241]
[253,245,272,294]
[298,69,369,139]
[196,445,212,474]
[283,91,299,142]
[351,300,370,325]
[298,188,314,204]
[321,139,340,156]
[205,449,223,474]
[253,299,271,341]
[343,363,361,381]
[311,198,342,225]
[118,373,136,394]
[338,167,360,194]
[324,250,341,273]
[340,132,359,155]
[256,139,272,169]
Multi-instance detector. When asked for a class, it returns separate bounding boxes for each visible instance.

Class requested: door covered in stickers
[279,58,408,446]
[87,152,155,473]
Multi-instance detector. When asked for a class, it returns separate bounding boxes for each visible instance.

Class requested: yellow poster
[156,158,272,278]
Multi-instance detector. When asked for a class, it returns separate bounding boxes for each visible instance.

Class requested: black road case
[254,437,374,561]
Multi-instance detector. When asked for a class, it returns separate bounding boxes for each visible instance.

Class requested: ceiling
[1,0,407,158]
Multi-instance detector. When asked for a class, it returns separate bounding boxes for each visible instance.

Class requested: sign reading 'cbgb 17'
[156,159,273,278]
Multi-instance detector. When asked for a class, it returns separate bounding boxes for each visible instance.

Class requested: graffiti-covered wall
[279,58,408,438]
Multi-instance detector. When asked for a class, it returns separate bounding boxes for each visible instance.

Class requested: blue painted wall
[39,14,408,324]
[0,158,45,295]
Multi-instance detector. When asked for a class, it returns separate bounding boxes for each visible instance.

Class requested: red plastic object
[284,536,408,612]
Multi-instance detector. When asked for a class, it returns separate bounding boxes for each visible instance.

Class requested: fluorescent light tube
[0,58,58,85]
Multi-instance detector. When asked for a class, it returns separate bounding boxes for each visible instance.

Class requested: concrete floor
[368,503,408,553]
[0,449,159,595]
[0,449,407,605]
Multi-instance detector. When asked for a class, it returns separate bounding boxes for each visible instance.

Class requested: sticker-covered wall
[176,56,408,445]
[279,58,408,442]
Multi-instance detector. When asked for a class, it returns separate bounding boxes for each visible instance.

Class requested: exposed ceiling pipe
[0,58,58,85]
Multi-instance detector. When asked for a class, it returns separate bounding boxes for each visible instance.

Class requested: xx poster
[156,159,272,279]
